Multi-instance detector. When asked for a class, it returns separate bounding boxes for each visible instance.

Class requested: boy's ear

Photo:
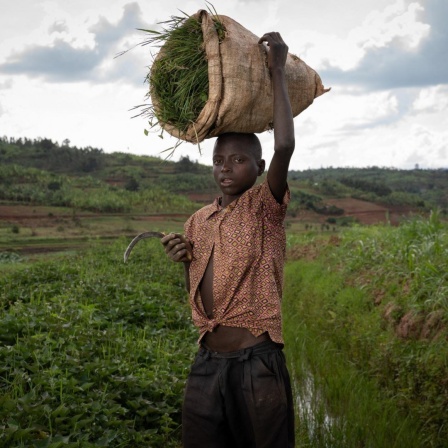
[258,159,266,176]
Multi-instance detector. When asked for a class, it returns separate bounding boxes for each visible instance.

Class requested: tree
[176,155,197,173]
[124,177,140,192]
[40,138,56,150]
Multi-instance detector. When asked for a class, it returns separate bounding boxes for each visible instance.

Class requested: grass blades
[135,8,225,140]
[283,213,448,447]
[148,15,209,133]
[283,261,425,447]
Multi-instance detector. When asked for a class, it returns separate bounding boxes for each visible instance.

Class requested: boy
[161,32,295,447]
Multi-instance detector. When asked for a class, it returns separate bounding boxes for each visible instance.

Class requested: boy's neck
[220,195,238,208]
[220,184,256,208]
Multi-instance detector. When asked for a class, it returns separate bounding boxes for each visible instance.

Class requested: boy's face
[212,134,265,205]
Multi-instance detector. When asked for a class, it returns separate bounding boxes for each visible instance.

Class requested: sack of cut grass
[144,9,329,144]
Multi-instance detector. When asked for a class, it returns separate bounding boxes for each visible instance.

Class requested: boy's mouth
[220,178,233,186]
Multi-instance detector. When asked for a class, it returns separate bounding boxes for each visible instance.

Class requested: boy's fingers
[161,233,174,244]
[173,248,188,262]
[165,243,181,257]
[161,232,182,245]
[160,233,192,262]
[258,32,283,44]
[166,241,187,257]
[258,33,271,44]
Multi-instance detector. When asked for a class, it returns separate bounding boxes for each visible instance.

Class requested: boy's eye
[234,157,244,163]
[213,159,222,165]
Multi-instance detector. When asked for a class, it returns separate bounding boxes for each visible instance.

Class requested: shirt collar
[206,180,263,220]
[205,195,239,220]
[204,196,222,220]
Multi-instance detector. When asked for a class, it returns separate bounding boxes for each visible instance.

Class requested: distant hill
[288,167,448,215]
[1,136,447,219]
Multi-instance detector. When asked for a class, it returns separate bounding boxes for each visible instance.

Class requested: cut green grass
[134,8,225,142]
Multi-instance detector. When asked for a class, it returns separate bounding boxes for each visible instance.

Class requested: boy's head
[214,132,263,161]
[212,133,265,200]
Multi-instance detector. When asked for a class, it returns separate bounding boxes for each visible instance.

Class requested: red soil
[0,197,419,231]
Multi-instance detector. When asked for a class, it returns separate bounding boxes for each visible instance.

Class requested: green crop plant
[0,239,196,447]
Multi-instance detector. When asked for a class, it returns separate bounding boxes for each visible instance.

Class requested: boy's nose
[221,162,231,172]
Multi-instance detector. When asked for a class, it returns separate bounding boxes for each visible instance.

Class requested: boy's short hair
[215,133,262,161]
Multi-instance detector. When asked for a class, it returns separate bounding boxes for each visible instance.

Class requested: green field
[1,212,447,447]
[1,239,196,447]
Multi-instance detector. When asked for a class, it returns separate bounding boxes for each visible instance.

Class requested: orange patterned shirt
[184,179,290,344]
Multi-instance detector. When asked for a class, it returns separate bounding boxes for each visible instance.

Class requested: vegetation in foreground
[1,212,447,447]
[0,239,196,447]
[284,211,447,447]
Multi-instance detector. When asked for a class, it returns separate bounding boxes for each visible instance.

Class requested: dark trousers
[182,340,295,448]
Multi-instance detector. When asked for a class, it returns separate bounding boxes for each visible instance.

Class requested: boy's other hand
[161,233,192,263]
[258,32,288,72]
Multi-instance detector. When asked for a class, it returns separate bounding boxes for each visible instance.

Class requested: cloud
[0,40,101,82]
[0,2,149,85]
[412,84,448,112]
[337,91,400,131]
[48,20,69,34]
[0,79,13,90]
[320,0,448,89]
[402,124,448,168]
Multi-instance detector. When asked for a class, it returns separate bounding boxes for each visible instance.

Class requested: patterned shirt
[184,179,290,344]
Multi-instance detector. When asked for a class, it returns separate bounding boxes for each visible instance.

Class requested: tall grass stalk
[283,260,425,447]
[283,213,448,447]
[341,210,448,314]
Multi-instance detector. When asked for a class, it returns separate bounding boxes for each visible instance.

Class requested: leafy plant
[0,239,196,447]
[0,251,22,264]
[146,14,210,134]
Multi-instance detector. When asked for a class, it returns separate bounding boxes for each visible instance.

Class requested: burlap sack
[151,10,329,143]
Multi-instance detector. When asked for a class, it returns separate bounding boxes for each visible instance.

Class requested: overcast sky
[0,0,447,170]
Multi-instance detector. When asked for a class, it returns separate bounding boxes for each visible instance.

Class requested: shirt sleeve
[184,214,194,242]
[260,179,290,223]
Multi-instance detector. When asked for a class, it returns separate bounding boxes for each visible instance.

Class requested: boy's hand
[161,233,192,263]
[258,32,288,73]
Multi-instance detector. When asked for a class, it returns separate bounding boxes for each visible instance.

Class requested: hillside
[1,136,447,234]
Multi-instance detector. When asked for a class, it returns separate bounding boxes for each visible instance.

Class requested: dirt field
[325,198,417,225]
[0,199,420,258]
[0,204,190,257]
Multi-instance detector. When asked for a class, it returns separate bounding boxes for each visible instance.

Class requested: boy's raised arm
[258,32,295,204]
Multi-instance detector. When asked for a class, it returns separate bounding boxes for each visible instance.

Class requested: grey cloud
[320,0,448,90]
[91,3,146,48]
[309,140,340,151]
[337,115,399,133]
[0,2,151,85]
[0,79,13,90]
[49,20,68,34]
[0,40,101,82]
